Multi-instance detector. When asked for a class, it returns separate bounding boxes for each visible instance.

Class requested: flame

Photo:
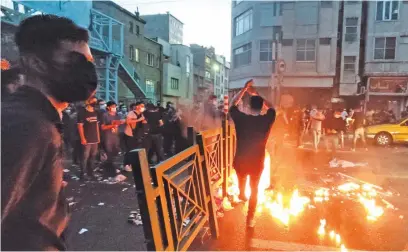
[225,150,389,251]
[317,219,326,236]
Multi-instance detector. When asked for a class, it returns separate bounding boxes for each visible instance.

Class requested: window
[134,48,139,62]
[282,39,293,46]
[321,1,333,8]
[374,37,396,60]
[205,56,211,64]
[233,42,252,67]
[319,38,331,45]
[234,9,253,36]
[260,40,273,62]
[129,45,134,61]
[345,0,358,4]
[345,17,358,42]
[376,0,399,21]
[146,53,155,66]
[344,56,356,72]
[171,78,179,90]
[146,79,155,93]
[296,39,315,61]
[136,25,140,35]
[273,2,282,16]
[129,21,133,33]
[205,71,211,79]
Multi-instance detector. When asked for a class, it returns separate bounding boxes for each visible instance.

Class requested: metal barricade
[130,145,219,251]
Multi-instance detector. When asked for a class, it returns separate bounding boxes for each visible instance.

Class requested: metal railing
[119,56,147,97]
[130,120,236,251]
[129,145,219,251]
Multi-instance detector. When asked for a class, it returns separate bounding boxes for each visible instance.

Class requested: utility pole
[273,33,285,107]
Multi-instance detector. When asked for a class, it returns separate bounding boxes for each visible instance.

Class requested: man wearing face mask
[123,102,147,169]
[1,15,97,250]
[77,97,100,180]
[101,101,127,182]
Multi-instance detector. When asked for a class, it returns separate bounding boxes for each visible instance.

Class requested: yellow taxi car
[365,118,408,146]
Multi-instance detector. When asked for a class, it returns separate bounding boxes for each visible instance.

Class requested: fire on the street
[223,152,403,251]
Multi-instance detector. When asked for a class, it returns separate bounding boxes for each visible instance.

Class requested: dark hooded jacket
[1,86,69,251]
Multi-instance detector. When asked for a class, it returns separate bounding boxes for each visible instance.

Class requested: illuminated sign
[369,77,408,94]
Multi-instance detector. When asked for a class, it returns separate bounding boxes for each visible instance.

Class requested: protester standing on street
[229,79,276,228]
[123,102,148,169]
[351,106,368,152]
[77,97,100,180]
[324,110,345,154]
[145,103,165,164]
[310,105,325,152]
[101,101,127,182]
[1,15,97,250]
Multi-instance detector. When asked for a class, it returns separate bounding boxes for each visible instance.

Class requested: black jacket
[1,86,69,251]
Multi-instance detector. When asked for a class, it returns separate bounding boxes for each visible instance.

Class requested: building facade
[142,13,184,44]
[93,1,162,103]
[154,38,194,105]
[363,0,408,117]
[214,54,230,100]
[190,44,217,102]
[230,1,340,107]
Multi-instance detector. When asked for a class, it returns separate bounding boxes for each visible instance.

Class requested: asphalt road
[62,144,408,251]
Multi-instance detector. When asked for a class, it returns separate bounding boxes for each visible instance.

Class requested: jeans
[104,139,120,178]
[80,143,98,178]
[324,134,339,154]
[312,129,322,150]
[353,127,366,149]
[148,134,165,163]
[236,169,261,220]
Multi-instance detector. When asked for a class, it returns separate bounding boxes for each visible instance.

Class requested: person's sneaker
[247,217,256,228]
[115,174,127,182]
[124,165,132,172]
[116,169,121,174]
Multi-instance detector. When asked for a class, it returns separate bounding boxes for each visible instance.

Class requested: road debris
[98,202,105,206]
[78,228,88,234]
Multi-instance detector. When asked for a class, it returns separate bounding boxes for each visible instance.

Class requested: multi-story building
[230,1,340,107]
[214,54,230,100]
[142,12,184,44]
[190,44,217,102]
[154,37,194,105]
[362,0,408,117]
[93,1,162,104]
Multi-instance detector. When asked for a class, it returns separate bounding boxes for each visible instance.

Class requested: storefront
[365,77,408,119]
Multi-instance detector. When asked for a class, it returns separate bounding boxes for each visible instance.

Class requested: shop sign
[368,77,408,94]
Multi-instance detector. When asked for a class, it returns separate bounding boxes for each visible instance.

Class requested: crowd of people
[61,98,191,182]
[272,105,407,154]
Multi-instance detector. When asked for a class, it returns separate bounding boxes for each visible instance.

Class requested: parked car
[365,118,408,146]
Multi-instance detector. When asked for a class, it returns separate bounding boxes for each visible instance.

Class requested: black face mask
[30,51,98,103]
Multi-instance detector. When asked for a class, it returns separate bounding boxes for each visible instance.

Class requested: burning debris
[218,152,406,251]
